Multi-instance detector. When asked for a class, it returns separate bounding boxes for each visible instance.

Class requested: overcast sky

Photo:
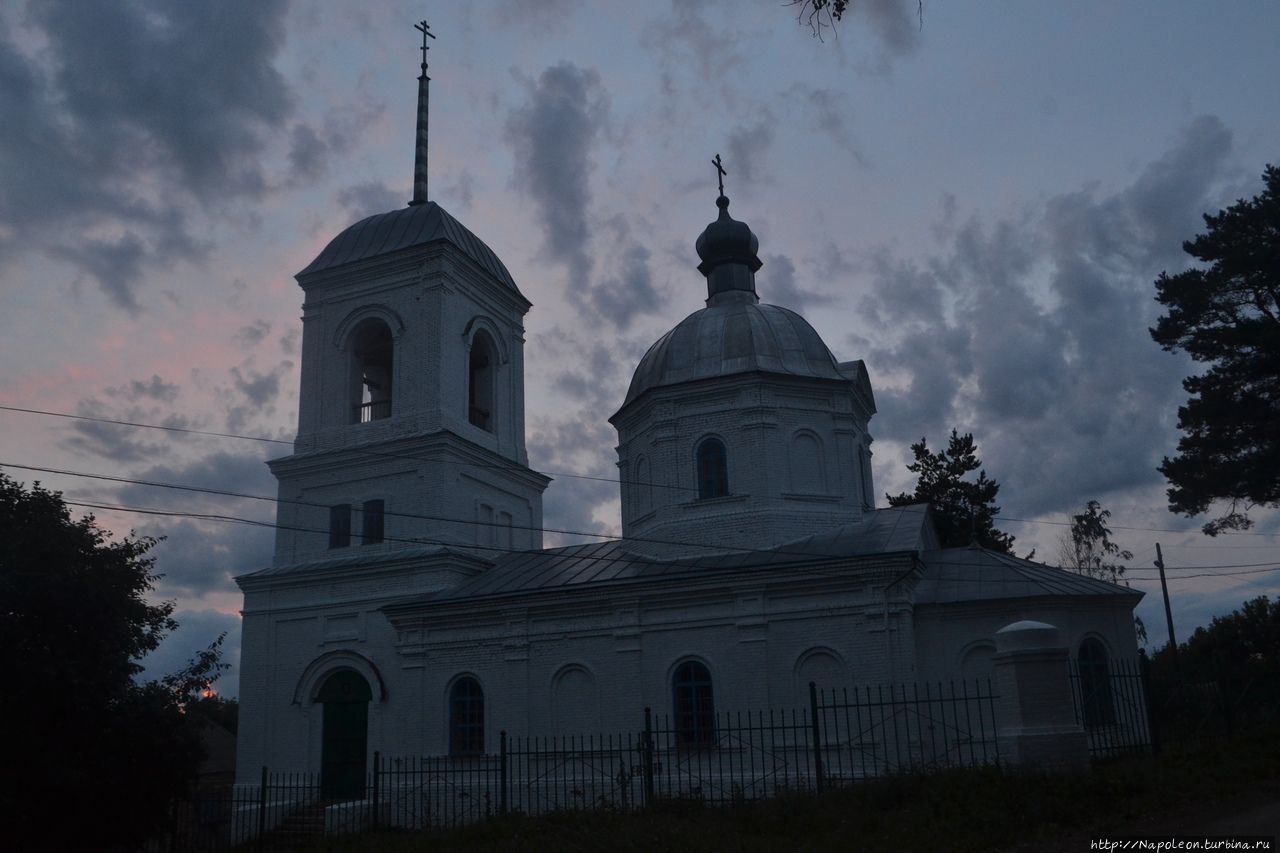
[2,1,1277,697]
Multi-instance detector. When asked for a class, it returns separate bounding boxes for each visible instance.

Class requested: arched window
[350,319,393,423]
[449,676,485,756]
[672,661,715,747]
[634,456,652,515]
[789,431,825,493]
[695,438,729,500]
[317,670,372,800]
[468,331,497,431]
[1078,638,1114,728]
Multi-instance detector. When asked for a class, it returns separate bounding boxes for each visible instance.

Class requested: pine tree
[886,429,1015,553]
[1151,165,1280,534]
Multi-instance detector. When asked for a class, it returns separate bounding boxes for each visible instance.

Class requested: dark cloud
[761,253,834,313]
[864,116,1236,517]
[784,84,862,161]
[528,415,619,544]
[118,449,276,514]
[63,395,193,463]
[504,62,608,288]
[223,359,294,432]
[287,123,328,183]
[0,0,294,310]
[643,0,745,88]
[726,118,775,186]
[336,181,401,220]
[105,375,181,404]
[234,320,272,349]
[585,217,666,328]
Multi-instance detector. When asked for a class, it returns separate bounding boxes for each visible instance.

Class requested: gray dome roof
[620,300,843,408]
[298,201,518,290]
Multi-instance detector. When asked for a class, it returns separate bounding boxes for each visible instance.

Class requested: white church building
[234,45,1142,790]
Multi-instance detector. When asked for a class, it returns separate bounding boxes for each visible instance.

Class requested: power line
[60,497,1280,584]
[13,460,1277,572]
[5,402,1279,536]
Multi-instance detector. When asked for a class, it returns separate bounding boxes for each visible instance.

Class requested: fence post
[371,751,381,832]
[256,765,268,853]
[499,731,509,817]
[809,681,825,794]
[641,707,655,807]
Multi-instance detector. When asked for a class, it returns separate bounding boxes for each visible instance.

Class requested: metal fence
[154,679,1002,849]
[1068,657,1154,758]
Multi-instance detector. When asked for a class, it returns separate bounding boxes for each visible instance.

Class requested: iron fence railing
[1068,657,1154,758]
[151,680,1007,850]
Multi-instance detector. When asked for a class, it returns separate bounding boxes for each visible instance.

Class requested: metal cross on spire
[409,20,436,206]
[712,153,727,197]
[415,20,435,72]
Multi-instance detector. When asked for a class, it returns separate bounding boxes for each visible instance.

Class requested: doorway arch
[317,669,372,800]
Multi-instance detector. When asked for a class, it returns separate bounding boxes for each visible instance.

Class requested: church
[233,39,1142,788]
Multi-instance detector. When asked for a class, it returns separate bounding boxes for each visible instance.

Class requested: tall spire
[409,20,435,207]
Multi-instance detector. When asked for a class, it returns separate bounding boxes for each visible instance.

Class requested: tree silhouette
[0,474,226,850]
[1151,165,1280,535]
[886,429,1014,553]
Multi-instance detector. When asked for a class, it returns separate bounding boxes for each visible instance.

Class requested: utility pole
[1155,542,1178,666]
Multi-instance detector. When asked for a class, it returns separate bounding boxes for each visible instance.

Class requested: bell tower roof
[297,201,520,293]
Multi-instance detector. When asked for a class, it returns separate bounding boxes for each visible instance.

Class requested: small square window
[329,504,351,549]
[362,499,385,545]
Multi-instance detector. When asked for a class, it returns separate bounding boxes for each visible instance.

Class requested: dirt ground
[1014,789,1280,852]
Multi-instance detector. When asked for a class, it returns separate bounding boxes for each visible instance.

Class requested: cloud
[864,116,1237,518]
[104,375,181,404]
[287,123,328,183]
[0,0,294,310]
[504,62,608,288]
[336,181,402,220]
[762,253,834,313]
[584,217,666,328]
[234,321,273,349]
[785,84,862,161]
[726,118,775,186]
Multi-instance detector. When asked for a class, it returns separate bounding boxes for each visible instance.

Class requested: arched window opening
[695,438,729,500]
[672,661,715,747]
[449,677,485,756]
[468,332,497,431]
[789,432,825,493]
[317,669,372,800]
[350,319,393,423]
[634,456,652,515]
[1078,638,1115,728]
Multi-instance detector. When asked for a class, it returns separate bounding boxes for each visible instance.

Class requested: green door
[318,670,372,800]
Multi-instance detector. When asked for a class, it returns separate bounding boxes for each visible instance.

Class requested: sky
[1,0,1277,697]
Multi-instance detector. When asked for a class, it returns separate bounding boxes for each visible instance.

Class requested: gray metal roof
[298,201,519,290]
[401,505,935,606]
[913,547,1144,605]
[619,301,844,409]
[236,544,462,582]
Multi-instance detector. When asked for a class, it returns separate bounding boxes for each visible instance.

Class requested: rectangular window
[328,504,351,549]
[361,499,385,545]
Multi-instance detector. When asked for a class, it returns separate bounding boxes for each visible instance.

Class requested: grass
[311,727,1280,853]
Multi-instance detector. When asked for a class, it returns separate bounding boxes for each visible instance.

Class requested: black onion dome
[695,195,762,276]
[298,201,519,292]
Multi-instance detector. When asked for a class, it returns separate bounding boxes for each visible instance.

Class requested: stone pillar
[992,620,1088,770]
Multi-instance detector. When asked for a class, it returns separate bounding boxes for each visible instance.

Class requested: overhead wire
[10,460,1278,573]
[58,496,1280,585]
[7,403,1280,536]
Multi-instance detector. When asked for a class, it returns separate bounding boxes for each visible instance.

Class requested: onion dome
[695,195,763,303]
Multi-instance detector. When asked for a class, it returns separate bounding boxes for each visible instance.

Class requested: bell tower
[267,26,549,566]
